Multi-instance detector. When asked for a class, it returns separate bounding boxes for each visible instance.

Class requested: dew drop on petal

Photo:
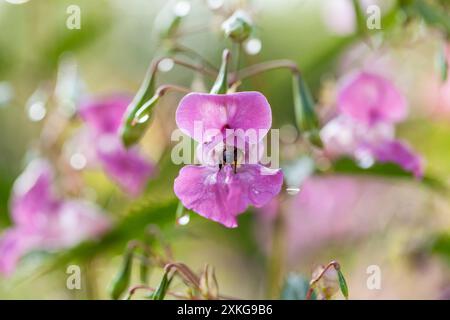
[173,1,191,17]
[27,102,46,122]
[244,38,262,55]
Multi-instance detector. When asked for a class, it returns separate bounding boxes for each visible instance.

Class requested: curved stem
[153,56,217,78]
[172,44,218,72]
[232,59,300,84]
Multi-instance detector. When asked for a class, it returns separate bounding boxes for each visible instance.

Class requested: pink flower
[0,159,110,276]
[78,96,155,196]
[173,92,283,228]
[337,72,407,126]
[321,71,423,177]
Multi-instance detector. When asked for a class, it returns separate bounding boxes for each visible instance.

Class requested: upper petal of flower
[173,164,283,228]
[79,95,131,135]
[176,91,272,142]
[337,72,407,125]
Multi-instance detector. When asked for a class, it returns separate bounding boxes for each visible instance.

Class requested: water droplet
[207,0,224,10]
[177,214,190,226]
[158,58,174,73]
[27,102,46,122]
[244,38,262,55]
[134,113,150,124]
[5,0,30,4]
[70,152,87,170]
[173,1,191,17]
[286,187,300,195]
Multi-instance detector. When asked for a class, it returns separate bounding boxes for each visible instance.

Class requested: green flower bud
[119,64,158,147]
[222,10,253,43]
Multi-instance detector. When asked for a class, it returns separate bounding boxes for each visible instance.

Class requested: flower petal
[176,91,272,142]
[79,95,131,135]
[0,228,38,276]
[368,139,424,178]
[39,200,111,249]
[11,159,60,228]
[337,72,407,125]
[174,164,283,228]
[96,134,154,196]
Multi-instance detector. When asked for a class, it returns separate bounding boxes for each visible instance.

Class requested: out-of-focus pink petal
[39,200,111,249]
[96,134,154,196]
[78,95,131,135]
[337,72,407,125]
[320,115,394,158]
[176,92,272,142]
[0,228,38,276]
[11,159,60,228]
[368,139,424,178]
[174,164,282,228]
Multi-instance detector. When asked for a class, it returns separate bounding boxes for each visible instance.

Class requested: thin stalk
[232,59,300,84]
[153,56,217,78]
[172,43,218,72]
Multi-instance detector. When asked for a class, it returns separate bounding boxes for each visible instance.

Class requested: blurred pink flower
[78,96,155,196]
[0,159,110,276]
[321,71,423,177]
[174,92,283,228]
[337,72,407,126]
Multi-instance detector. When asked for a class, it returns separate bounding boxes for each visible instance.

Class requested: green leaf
[411,0,450,36]
[337,269,349,300]
[280,274,315,300]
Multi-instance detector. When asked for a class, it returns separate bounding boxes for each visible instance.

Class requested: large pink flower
[78,96,155,196]
[0,159,110,276]
[174,92,283,228]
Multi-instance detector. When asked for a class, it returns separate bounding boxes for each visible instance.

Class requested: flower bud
[119,64,157,147]
[221,10,253,43]
[311,264,340,299]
